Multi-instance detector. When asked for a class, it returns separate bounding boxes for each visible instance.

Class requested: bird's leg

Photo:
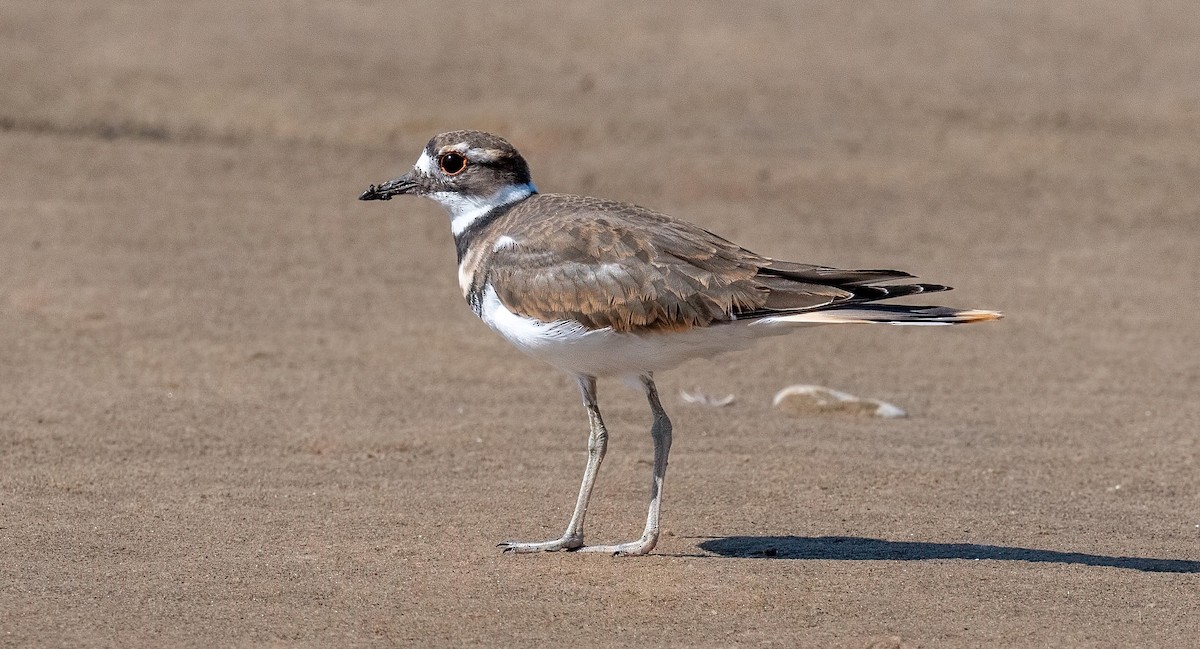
[499,375,607,553]
[577,373,672,556]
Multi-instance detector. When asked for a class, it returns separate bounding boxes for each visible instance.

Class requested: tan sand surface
[2,2,1198,646]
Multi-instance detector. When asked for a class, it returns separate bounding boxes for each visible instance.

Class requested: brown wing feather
[480,194,951,332]
[483,195,866,332]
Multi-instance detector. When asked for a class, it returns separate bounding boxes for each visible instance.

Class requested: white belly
[476,285,800,377]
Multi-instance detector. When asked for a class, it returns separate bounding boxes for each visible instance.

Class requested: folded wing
[485,195,952,332]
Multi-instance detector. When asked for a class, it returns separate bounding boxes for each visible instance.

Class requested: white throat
[432,183,537,236]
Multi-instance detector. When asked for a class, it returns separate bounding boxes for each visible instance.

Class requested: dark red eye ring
[438,152,468,176]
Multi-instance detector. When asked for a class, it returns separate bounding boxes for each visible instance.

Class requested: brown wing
[484,195,864,332]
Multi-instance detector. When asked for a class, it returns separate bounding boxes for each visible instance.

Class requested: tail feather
[746,261,1002,327]
[767,305,1003,326]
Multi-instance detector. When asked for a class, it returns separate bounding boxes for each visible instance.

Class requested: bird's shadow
[691,535,1200,573]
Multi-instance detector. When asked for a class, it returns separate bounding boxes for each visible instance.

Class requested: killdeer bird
[360,130,1000,556]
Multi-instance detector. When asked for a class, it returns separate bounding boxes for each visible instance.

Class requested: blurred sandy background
[2,2,1198,646]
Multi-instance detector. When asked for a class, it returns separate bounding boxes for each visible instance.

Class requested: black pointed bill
[359,173,420,201]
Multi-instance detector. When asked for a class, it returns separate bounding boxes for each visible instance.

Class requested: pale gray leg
[499,375,607,553]
[576,373,673,556]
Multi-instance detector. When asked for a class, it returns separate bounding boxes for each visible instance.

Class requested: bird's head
[360,131,537,233]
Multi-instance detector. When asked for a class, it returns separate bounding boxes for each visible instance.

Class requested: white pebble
[772,384,907,419]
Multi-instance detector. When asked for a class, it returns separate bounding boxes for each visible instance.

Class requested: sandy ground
[2,2,1199,646]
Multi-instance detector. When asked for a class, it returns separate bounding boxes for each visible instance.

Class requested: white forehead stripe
[414,151,435,175]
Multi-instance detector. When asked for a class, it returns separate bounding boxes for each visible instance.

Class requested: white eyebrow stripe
[469,147,504,163]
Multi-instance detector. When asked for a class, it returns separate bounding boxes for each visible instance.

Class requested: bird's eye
[439,152,467,176]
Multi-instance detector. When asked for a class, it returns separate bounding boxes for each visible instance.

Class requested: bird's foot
[497,534,657,555]
[572,534,657,557]
[498,534,585,553]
